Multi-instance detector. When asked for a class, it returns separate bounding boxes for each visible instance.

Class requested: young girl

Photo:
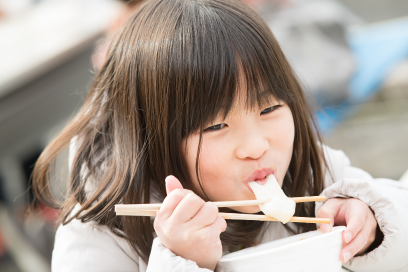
[33,0,408,271]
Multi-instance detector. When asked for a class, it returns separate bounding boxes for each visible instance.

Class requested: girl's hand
[153,176,227,271]
[317,198,378,263]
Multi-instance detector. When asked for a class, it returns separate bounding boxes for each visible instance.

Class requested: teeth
[249,175,296,224]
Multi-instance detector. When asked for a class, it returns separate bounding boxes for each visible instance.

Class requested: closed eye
[261,105,281,115]
[204,123,226,132]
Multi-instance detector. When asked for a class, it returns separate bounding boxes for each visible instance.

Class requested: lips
[244,168,277,192]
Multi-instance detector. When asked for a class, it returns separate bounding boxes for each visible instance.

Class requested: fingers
[157,176,189,220]
[340,217,372,263]
[160,175,206,223]
[212,215,227,233]
[317,198,379,264]
[159,175,226,234]
[317,198,344,233]
[165,175,183,195]
[195,215,227,237]
[340,201,377,263]
[342,207,367,245]
[187,202,219,228]
[171,192,205,223]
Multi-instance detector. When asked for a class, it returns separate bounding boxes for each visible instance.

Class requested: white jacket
[52,146,408,271]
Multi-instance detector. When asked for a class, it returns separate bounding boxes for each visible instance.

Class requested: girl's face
[182,91,295,214]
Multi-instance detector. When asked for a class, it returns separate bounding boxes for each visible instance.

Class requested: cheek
[182,136,229,195]
[272,107,295,185]
[181,137,200,184]
[197,141,230,188]
[278,106,295,142]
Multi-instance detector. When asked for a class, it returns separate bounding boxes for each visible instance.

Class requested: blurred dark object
[0,230,5,256]
[22,149,43,205]
[0,252,20,272]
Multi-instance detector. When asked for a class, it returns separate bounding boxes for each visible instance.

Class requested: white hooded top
[51,145,408,272]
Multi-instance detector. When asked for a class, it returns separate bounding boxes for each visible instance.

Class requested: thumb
[317,198,342,233]
[165,175,183,195]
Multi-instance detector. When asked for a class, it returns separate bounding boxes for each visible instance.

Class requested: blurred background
[0,0,407,271]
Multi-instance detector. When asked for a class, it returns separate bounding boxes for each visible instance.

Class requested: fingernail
[343,252,351,263]
[345,232,352,243]
[165,176,171,183]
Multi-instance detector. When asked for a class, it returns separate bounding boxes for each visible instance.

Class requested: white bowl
[218,226,346,272]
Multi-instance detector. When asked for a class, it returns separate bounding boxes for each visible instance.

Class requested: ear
[165,175,184,195]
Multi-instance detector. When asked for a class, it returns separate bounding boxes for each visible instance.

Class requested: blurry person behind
[242,0,361,106]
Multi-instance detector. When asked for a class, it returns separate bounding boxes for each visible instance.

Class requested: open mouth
[244,167,277,192]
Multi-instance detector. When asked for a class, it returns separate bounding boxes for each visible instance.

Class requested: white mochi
[249,175,296,224]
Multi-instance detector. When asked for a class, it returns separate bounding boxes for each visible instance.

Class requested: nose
[235,128,269,160]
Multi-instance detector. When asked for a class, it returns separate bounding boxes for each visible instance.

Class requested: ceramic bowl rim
[219,226,346,263]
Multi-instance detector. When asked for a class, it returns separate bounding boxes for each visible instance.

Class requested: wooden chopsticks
[115,196,330,224]
[116,196,326,211]
[116,210,330,224]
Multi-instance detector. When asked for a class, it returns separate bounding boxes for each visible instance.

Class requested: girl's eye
[261,105,281,115]
[204,123,226,132]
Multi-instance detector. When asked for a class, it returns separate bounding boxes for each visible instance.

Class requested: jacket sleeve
[147,237,213,272]
[316,146,408,272]
[52,219,141,272]
[52,217,213,272]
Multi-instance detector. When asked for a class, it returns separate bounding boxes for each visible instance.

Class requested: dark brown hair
[33,0,327,263]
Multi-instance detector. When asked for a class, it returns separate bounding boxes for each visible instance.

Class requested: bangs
[124,0,295,137]
[166,0,294,136]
